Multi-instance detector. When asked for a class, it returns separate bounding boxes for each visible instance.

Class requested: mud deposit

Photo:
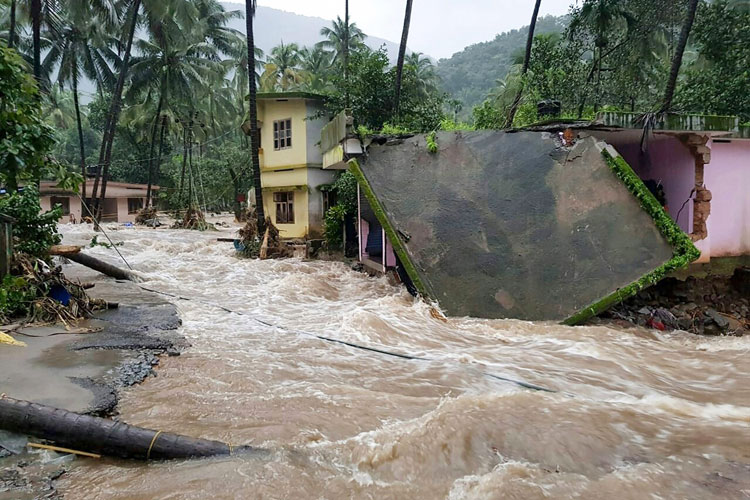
[52,223,750,499]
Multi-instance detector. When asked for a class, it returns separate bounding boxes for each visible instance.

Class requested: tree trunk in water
[178,127,188,207]
[72,75,87,207]
[65,252,135,281]
[661,0,700,113]
[228,167,242,221]
[146,87,165,207]
[91,0,141,222]
[393,0,413,121]
[31,0,41,80]
[153,115,167,208]
[504,0,542,129]
[245,0,265,233]
[8,0,16,48]
[187,130,194,207]
[0,396,263,460]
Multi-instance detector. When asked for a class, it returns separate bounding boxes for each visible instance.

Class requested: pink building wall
[605,134,695,234]
[705,139,750,258]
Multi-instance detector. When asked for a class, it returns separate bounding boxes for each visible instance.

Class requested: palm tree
[91,0,141,222]
[267,41,303,90]
[42,5,114,203]
[43,86,77,129]
[393,0,413,120]
[504,0,542,128]
[127,5,224,206]
[343,0,348,103]
[8,0,16,47]
[224,39,263,119]
[30,0,40,79]
[569,0,636,116]
[299,45,332,92]
[317,16,366,66]
[245,0,265,231]
[660,0,700,113]
[404,51,436,96]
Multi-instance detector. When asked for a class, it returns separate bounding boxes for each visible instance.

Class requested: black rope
[135,285,557,393]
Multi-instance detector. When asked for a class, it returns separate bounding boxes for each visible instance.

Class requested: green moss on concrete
[347,159,431,298]
[563,150,701,325]
[426,132,438,153]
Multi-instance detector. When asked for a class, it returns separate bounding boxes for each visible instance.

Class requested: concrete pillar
[683,134,711,244]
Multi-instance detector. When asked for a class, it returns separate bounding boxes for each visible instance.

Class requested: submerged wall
[354,131,687,322]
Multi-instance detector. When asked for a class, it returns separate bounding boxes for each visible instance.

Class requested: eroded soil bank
[0,261,184,499]
[4,220,750,499]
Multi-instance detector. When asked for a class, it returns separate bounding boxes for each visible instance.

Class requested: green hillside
[436,15,567,112]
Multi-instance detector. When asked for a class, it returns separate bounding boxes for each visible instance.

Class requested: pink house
[40,180,158,224]
[593,112,750,263]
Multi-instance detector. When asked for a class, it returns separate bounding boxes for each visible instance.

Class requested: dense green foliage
[0,275,38,322]
[676,0,750,122]
[0,42,77,260]
[0,186,62,258]
[447,0,749,128]
[0,44,56,191]
[436,15,567,115]
[323,170,357,249]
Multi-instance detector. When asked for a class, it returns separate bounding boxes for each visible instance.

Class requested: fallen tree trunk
[0,396,263,460]
[64,252,136,282]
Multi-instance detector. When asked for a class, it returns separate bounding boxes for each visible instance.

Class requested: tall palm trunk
[72,73,87,204]
[91,0,141,223]
[8,0,16,48]
[393,0,413,120]
[245,0,265,232]
[153,115,167,208]
[146,79,166,207]
[178,126,188,207]
[343,0,349,107]
[504,0,542,128]
[31,0,41,80]
[661,0,700,113]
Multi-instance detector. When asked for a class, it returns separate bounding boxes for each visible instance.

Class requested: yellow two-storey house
[250,92,335,239]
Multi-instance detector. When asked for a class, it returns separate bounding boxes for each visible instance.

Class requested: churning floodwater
[56,222,750,499]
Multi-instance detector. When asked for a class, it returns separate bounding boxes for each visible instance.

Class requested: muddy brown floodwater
[56,223,750,499]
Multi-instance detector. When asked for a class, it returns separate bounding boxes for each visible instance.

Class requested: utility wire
[135,284,557,394]
[76,193,133,271]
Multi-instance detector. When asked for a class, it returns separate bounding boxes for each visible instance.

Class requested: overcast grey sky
[256,0,577,59]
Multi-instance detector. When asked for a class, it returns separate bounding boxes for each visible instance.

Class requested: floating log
[64,252,136,282]
[49,245,82,256]
[216,237,237,242]
[0,397,262,460]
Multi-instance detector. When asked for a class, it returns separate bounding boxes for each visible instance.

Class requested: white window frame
[273,118,292,150]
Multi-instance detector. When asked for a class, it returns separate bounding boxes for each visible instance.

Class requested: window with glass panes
[274,191,294,223]
[273,119,292,150]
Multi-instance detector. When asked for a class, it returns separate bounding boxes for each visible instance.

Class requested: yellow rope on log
[146,430,163,460]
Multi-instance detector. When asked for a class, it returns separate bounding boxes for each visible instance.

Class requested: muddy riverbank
[0,259,184,499]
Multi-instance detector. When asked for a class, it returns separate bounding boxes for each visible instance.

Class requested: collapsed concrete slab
[350,130,699,323]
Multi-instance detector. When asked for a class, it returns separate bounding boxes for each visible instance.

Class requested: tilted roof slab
[350,130,699,323]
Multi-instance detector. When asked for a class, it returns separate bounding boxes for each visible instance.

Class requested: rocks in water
[705,308,729,330]
[597,274,750,336]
